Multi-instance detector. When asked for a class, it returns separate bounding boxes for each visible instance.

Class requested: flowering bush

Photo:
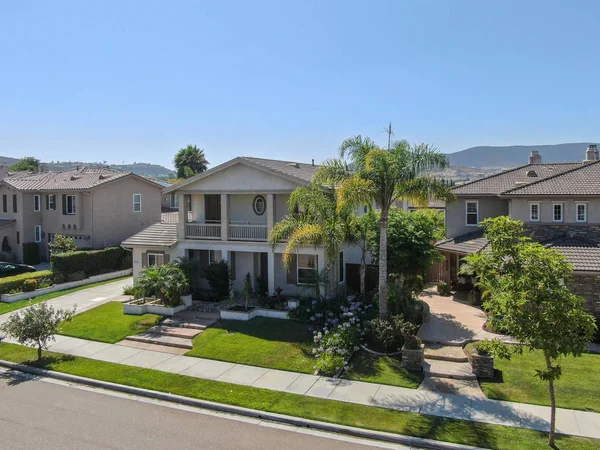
[366,315,416,353]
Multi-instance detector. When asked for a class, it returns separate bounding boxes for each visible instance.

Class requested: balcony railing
[186,221,221,239]
[229,222,268,241]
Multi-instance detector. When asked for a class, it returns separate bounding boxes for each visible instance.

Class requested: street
[0,370,410,450]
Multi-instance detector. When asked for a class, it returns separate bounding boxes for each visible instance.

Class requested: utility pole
[384,122,394,150]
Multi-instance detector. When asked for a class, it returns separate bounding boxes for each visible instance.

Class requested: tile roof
[2,167,136,191]
[501,160,600,196]
[451,163,582,195]
[121,222,178,248]
[436,231,600,272]
[240,157,320,183]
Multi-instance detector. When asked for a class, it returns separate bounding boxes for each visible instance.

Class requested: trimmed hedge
[22,242,41,265]
[50,247,129,277]
[0,270,53,295]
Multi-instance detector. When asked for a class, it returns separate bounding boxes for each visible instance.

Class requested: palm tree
[174,145,209,179]
[269,183,352,297]
[315,136,453,318]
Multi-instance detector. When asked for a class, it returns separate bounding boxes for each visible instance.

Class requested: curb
[0,359,486,450]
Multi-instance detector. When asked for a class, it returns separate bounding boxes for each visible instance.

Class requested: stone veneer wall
[524,224,600,242]
[568,275,600,318]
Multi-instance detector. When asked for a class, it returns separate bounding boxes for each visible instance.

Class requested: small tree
[465,217,597,447]
[48,234,77,253]
[242,272,253,310]
[10,156,40,172]
[0,302,75,360]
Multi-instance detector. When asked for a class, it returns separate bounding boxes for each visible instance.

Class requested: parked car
[0,262,36,278]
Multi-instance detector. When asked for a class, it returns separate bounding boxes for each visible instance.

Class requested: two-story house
[122,156,364,296]
[0,167,163,262]
[435,146,600,318]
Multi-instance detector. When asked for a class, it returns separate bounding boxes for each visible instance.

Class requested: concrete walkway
[1,332,597,440]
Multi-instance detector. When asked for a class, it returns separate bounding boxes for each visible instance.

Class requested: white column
[177,193,186,239]
[267,194,275,233]
[220,250,229,262]
[220,194,229,241]
[267,250,275,295]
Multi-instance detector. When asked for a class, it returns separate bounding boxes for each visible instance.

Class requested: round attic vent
[525,170,538,177]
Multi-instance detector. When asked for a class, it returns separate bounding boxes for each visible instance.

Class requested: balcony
[185,221,268,241]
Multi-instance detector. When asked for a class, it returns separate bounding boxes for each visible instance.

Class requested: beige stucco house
[122,157,366,296]
[0,167,163,262]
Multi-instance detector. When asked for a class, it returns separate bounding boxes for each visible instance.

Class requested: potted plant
[401,334,424,371]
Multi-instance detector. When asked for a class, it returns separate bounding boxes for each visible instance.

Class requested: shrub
[403,334,422,350]
[134,263,189,306]
[313,325,361,376]
[366,315,416,353]
[437,281,451,296]
[122,285,138,296]
[594,317,600,344]
[203,260,230,300]
[48,234,77,253]
[0,251,17,263]
[22,279,38,292]
[67,271,86,282]
[472,339,512,359]
[0,270,53,295]
[314,353,346,377]
[255,274,268,299]
[22,242,40,265]
[51,247,127,277]
[0,301,75,360]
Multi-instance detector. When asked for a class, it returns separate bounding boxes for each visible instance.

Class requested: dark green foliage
[67,271,86,282]
[437,281,451,296]
[48,234,77,253]
[0,270,53,295]
[173,256,202,294]
[9,156,40,172]
[593,317,600,344]
[366,315,416,353]
[403,334,422,350]
[22,242,40,265]
[255,274,268,298]
[203,260,231,300]
[22,279,38,292]
[50,247,127,277]
[174,145,209,178]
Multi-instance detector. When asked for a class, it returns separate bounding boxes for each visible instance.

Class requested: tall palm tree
[315,136,453,318]
[174,145,209,179]
[269,183,352,297]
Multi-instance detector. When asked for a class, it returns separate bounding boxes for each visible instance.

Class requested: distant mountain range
[446,143,599,168]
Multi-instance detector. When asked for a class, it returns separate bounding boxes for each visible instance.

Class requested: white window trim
[297,254,318,285]
[576,202,588,223]
[170,193,179,209]
[338,251,345,284]
[34,225,41,243]
[465,200,479,227]
[65,195,76,215]
[33,194,40,212]
[208,250,216,264]
[48,194,56,211]
[147,253,164,267]
[133,194,142,212]
[552,202,564,223]
[529,202,540,222]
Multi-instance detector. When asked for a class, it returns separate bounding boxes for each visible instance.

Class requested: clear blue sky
[1,1,599,169]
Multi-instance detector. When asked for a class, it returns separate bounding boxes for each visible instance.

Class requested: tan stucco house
[0,167,163,262]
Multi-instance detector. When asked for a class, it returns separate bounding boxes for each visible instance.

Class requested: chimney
[528,150,542,164]
[584,144,599,162]
[311,159,315,166]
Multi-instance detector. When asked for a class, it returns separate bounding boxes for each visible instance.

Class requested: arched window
[253,195,266,216]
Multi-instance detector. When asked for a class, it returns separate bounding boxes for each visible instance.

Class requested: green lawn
[0,343,597,450]
[467,344,600,413]
[186,317,315,373]
[59,301,161,343]
[343,350,423,388]
[0,276,132,316]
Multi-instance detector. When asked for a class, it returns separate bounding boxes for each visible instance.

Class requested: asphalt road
[0,371,410,450]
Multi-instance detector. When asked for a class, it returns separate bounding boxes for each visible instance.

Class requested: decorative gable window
[465,201,479,226]
[33,195,40,212]
[297,254,317,285]
[553,203,563,222]
[133,194,142,212]
[529,202,540,222]
[576,203,587,223]
[253,195,266,215]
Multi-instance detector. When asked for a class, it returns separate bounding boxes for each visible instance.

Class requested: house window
[46,194,56,210]
[16,232,19,245]
[133,194,142,212]
[2,195,6,213]
[209,250,217,264]
[12,195,17,213]
[63,195,76,215]
[253,195,266,215]
[529,202,540,222]
[465,201,478,226]
[170,193,179,208]
[147,253,164,266]
[553,203,563,222]
[34,225,41,243]
[33,195,40,212]
[576,203,587,223]
[297,254,317,285]
[339,251,344,283]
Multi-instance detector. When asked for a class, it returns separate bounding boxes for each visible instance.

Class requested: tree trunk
[359,248,366,296]
[378,209,389,319]
[544,350,557,448]
[37,344,42,361]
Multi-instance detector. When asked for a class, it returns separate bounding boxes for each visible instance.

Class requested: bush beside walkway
[0,342,597,450]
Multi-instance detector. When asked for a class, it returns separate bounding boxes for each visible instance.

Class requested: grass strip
[0,276,131,316]
[0,343,596,450]
[343,350,423,389]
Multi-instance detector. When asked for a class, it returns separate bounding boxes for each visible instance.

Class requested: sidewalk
[3,332,597,440]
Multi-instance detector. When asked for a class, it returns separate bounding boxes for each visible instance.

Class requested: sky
[1,1,599,170]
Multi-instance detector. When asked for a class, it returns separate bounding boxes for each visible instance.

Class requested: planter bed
[1,269,132,303]
[220,307,290,321]
[124,295,190,316]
